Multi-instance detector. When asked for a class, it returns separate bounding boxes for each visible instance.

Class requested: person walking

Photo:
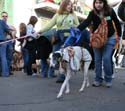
[77,0,121,87]
[38,0,79,82]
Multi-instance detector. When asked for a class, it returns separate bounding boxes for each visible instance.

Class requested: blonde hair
[57,0,73,14]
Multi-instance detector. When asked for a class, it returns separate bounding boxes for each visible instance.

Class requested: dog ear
[53,52,62,59]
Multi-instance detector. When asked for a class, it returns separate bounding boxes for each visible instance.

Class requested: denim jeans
[22,47,29,73]
[40,59,49,77]
[93,35,116,83]
[48,67,54,77]
[0,59,1,75]
[0,43,9,76]
[6,41,14,72]
[47,40,63,77]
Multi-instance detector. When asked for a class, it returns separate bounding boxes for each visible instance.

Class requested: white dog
[49,46,92,98]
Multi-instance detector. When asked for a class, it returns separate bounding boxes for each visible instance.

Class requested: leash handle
[64,27,81,46]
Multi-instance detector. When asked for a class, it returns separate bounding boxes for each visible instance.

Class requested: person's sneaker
[48,75,57,78]
[92,81,102,87]
[32,73,37,76]
[40,75,47,78]
[10,72,14,75]
[105,82,112,88]
[112,74,115,79]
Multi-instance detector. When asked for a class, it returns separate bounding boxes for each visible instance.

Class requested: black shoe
[27,74,32,76]
[56,79,64,83]
[10,72,14,75]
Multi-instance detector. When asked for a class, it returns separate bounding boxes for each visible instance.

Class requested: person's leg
[111,49,115,78]
[48,42,61,78]
[40,59,48,77]
[0,59,1,76]
[103,45,114,84]
[27,48,36,75]
[22,48,29,73]
[103,35,116,87]
[53,42,66,82]
[93,48,103,85]
[6,41,14,74]
[0,43,9,76]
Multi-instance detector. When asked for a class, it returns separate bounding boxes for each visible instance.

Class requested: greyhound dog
[49,46,92,98]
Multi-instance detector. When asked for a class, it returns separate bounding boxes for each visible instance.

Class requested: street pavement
[0,69,125,111]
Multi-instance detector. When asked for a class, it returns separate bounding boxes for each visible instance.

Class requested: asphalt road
[0,69,125,111]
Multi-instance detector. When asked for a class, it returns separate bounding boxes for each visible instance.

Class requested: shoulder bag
[112,21,119,49]
[89,17,108,48]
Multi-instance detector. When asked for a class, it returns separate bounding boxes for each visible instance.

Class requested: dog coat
[62,46,92,71]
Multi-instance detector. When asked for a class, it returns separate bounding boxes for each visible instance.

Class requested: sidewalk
[0,69,125,111]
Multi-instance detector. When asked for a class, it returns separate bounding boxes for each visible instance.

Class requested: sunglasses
[2,16,8,17]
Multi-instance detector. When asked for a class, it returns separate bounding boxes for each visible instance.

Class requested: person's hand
[32,33,41,39]
[37,30,42,34]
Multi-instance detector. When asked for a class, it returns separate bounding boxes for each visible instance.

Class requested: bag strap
[60,15,69,26]
[90,17,106,33]
[112,20,119,42]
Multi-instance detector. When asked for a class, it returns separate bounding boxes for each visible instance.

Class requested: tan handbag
[89,17,108,48]
[112,21,119,49]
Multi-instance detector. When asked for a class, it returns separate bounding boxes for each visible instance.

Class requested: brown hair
[93,0,111,15]
[57,0,73,14]
[28,16,38,27]
[1,11,8,16]
[19,23,26,35]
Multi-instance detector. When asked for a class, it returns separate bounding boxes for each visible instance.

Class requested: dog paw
[86,83,90,87]
[65,90,70,94]
[79,88,84,92]
[57,93,62,99]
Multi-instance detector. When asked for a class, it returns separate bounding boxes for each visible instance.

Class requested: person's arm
[9,25,17,38]
[38,13,58,33]
[2,20,15,38]
[2,20,10,33]
[26,24,34,35]
[77,11,93,31]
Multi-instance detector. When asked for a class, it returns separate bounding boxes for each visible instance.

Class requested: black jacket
[78,8,121,37]
[118,2,125,22]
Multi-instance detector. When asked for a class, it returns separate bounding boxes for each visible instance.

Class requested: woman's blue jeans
[93,35,116,83]
[6,41,14,72]
[41,59,49,77]
[22,48,29,73]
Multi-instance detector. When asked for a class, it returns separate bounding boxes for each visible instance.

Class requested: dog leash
[0,34,30,45]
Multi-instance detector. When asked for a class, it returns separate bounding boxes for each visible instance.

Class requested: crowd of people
[0,0,125,88]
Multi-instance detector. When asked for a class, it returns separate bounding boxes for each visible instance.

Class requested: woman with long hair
[77,0,121,87]
[38,0,79,82]
[25,16,38,76]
